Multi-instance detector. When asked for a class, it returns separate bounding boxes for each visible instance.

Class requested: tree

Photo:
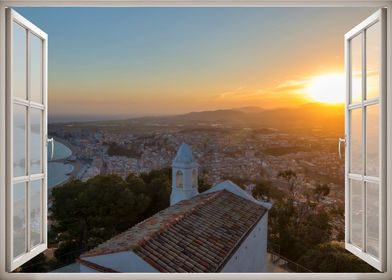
[277,169,303,200]
[252,181,271,201]
[50,174,151,266]
[268,196,332,261]
[313,183,330,202]
[54,240,81,266]
[298,242,377,272]
[126,173,147,193]
[135,168,171,217]
[198,177,212,193]
[252,180,285,201]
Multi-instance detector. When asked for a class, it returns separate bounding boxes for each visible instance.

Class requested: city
[48,104,346,244]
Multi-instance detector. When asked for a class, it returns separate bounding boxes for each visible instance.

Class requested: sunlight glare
[305,73,346,104]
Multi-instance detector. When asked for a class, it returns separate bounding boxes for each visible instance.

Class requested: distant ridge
[231,106,265,113]
[138,103,344,130]
[50,103,344,132]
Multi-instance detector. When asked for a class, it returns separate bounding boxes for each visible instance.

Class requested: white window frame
[5,9,48,272]
[344,9,387,271]
[0,1,391,280]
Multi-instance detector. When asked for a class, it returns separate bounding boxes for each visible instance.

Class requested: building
[77,143,271,272]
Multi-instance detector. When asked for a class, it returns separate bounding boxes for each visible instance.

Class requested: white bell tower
[170,143,199,205]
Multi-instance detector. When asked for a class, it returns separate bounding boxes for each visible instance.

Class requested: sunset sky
[15,7,376,122]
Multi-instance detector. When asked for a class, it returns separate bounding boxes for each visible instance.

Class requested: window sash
[344,8,387,271]
[6,8,48,272]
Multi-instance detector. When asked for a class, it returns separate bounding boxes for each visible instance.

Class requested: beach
[48,139,75,189]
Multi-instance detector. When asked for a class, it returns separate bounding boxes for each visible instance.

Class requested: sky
[14,7,376,122]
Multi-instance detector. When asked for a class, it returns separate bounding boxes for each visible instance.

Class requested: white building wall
[221,212,268,272]
[80,251,158,273]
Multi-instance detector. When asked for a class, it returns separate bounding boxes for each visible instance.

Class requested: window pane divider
[13,98,29,107]
[26,26,31,254]
[361,27,367,253]
[30,102,44,110]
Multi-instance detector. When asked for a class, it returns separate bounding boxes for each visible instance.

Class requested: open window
[6,9,48,271]
[0,3,390,277]
[344,8,386,271]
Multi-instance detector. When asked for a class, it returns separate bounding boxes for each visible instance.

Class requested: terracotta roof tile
[81,190,267,272]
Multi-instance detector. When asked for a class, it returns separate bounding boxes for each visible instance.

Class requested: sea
[13,138,74,207]
[48,140,74,189]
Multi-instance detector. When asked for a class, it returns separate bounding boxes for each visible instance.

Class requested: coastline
[54,137,83,180]
[48,137,81,189]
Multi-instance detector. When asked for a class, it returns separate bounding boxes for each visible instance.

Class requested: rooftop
[80,189,267,272]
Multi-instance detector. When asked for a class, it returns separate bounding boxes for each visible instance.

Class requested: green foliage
[268,187,333,261]
[49,170,173,267]
[267,170,331,265]
[51,174,151,257]
[298,242,378,272]
[313,184,331,202]
[198,177,212,193]
[252,180,284,201]
[266,170,372,272]
[277,169,303,199]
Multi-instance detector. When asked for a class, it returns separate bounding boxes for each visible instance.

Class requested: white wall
[221,212,268,272]
[80,251,158,273]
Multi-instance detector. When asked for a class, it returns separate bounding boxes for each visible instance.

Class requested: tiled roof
[81,189,267,272]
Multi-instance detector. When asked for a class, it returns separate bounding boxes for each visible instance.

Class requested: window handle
[338,137,346,160]
[47,137,54,160]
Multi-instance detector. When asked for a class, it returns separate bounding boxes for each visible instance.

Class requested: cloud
[272,79,310,94]
[217,76,310,101]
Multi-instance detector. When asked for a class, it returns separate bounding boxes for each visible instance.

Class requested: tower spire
[170,143,199,205]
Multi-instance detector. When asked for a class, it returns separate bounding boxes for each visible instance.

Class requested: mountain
[231,106,265,114]
[175,109,246,122]
[133,103,344,132]
[251,103,344,129]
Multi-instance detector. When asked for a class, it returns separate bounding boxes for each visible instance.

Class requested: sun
[305,73,346,104]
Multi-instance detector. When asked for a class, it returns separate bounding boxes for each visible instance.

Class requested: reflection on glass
[14,105,26,177]
[13,22,27,100]
[30,180,42,248]
[13,182,26,258]
[30,34,43,103]
[351,34,362,104]
[351,180,363,249]
[350,109,362,174]
[366,105,379,177]
[366,182,379,258]
[366,22,380,100]
[31,109,42,174]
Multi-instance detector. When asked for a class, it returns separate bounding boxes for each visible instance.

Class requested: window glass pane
[31,109,42,174]
[14,104,26,177]
[366,181,379,258]
[30,180,42,248]
[351,179,363,249]
[13,22,27,100]
[366,104,379,177]
[30,33,43,104]
[13,182,26,258]
[366,22,380,100]
[351,33,362,104]
[350,109,362,174]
